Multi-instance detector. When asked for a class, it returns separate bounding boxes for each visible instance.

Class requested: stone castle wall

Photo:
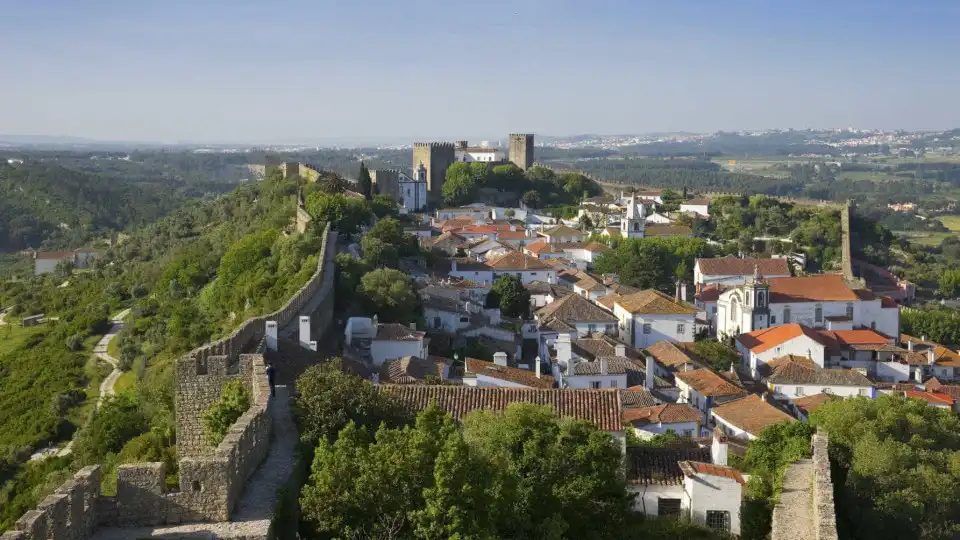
[771,429,838,540]
[2,223,337,538]
[810,431,839,540]
[413,142,455,197]
[508,133,534,170]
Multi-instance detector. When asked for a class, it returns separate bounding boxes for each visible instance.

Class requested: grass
[107,334,121,360]
[114,370,137,394]
[0,324,45,355]
[895,230,955,247]
[936,215,960,232]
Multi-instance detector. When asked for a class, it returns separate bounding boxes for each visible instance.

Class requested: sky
[1,0,959,144]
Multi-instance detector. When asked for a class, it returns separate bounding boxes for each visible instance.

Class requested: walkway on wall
[279,231,339,340]
[771,458,815,540]
[92,385,298,540]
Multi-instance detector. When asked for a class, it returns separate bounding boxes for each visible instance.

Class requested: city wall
[1,223,337,539]
[770,429,839,540]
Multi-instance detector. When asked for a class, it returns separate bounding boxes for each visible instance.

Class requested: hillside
[0,163,187,251]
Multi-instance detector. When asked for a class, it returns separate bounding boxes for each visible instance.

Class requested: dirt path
[94,309,131,410]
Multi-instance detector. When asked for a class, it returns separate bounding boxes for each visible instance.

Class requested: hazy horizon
[2,0,958,144]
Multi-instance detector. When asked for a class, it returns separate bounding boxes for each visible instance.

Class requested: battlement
[413,141,455,149]
[509,133,534,138]
[771,429,838,540]
[1,466,100,540]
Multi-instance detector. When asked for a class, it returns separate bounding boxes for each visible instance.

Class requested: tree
[938,269,960,298]
[490,164,526,191]
[305,192,371,235]
[659,189,684,212]
[73,395,149,465]
[203,379,251,446]
[358,161,373,200]
[692,339,740,373]
[334,253,370,312]
[901,308,960,345]
[441,162,476,206]
[579,214,594,231]
[359,268,422,323]
[371,193,398,218]
[294,362,412,446]
[521,190,541,209]
[594,237,716,293]
[361,236,399,268]
[525,165,555,183]
[490,275,530,318]
[367,217,408,249]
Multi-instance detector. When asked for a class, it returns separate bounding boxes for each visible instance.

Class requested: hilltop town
[1,133,959,540]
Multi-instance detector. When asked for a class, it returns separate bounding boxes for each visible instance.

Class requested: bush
[203,379,251,446]
[73,395,149,465]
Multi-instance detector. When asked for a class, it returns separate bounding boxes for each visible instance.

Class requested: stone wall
[810,431,839,540]
[0,466,100,540]
[413,142,455,197]
[508,133,534,170]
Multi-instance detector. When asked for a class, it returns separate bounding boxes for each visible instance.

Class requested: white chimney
[600,357,608,376]
[265,320,278,351]
[410,322,417,331]
[928,349,936,365]
[645,355,655,389]
[680,282,688,303]
[922,335,927,342]
[451,260,458,272]
[299,316,311,348]
[711,429,729,466]
[615,344,626,357]
[556,333,573,367]
[675,281,681,301]
[535,356,542,378]
[907,339,914,352]
[493,352,508,366]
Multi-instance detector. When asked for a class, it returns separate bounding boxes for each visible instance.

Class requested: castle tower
[412,142,456,199]
[508,133,535,170]
[742,265,770,332]
[295,185,313,234]
[621,194,646,238]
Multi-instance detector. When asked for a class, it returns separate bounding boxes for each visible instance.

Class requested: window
[706,511,731,533]
[590,381,601,389]
[610,380,618,388]
[658,498,682,517]
[758,291,766,307]
[795,387,805,396]
[642,323,652,334]
[823,387,832,395]
[677,323,685,334]
[588,324,596,334]
[846,303,854,319]
[858,388,869,396]
[459,316,469,323]
[433,317,442,328]
[771,315,777,324]
[633,222,640,232]
[783,306,791,323]
[815,304,823,323]
[871,321,876,330]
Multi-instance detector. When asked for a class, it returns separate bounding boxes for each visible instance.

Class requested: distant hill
[0,163,187,251]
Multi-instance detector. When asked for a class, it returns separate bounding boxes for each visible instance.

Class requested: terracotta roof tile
[615,289,697,315]
[583,242,613,253]
[486,251,553,270]
[681,461,745,484]
[646,341,704,370]
[381,385,623,430]
[375,323,425,341]
[711,394,796,437]
[791,393,835,416]
[464,357,555,388]
[644,224,693,237]
[542,224,585,238]
[537,294,618,325]
[620,387,657,408]
[597,294,620,310]
[496,230,529,241]
[695,285,724,302]
[572,333,637,361]
[767,363,873,386]
[766,274,859,302]
[623,404,703,426]
[903,391,955,406]
[380,356,446,384]
[737,324,830,353]
[674,368,747,398]
[696,257,790,277]
[627,447,711,485]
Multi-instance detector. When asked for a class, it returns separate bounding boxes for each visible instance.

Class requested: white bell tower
[621,194,646,238]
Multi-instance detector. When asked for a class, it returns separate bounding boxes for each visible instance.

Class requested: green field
[0,324,45,355]
[936,215,960,232]
[895,230,955,247]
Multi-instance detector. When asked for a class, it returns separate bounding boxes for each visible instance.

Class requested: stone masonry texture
[771,429,839,540]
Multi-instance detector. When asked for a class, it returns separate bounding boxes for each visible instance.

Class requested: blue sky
[1,0,958,143]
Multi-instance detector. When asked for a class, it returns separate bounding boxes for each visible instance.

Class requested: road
[94,309,131,410]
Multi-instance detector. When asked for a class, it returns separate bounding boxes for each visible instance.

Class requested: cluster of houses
[330,194,960,536]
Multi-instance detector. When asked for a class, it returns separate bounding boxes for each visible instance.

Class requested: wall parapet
[811,430,839,540]
[771,429,838,540]
[0,466,100,540]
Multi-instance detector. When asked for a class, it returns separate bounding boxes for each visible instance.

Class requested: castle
[412,133,534,199]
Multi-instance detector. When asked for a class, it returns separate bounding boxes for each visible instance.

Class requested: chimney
[711,428,729,466]
[493,352,508,366]
[907,339,914,352]
[265,320,278,351]
[680,282,688,303]
[299,316,311,348]
[451,260,458,272]
[409,322,417,331]
[645,355,655,389]
[922,335,927,342]
[928,349,936,365]
[600,357,608,376]
[556,333,573,366]
[696,282,703,294]
[535,356,542,378]
[675,280,681,301]
[615,344,626,357]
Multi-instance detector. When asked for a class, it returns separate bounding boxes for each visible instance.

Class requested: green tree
[659,188,684,212]
[490,164,526,191]
[73,395,149,465]
[490,275,530,318]
[294,362,412,446]
[371,193,398,218]
[692,339,740,372]
[334,253,370,312]
[367,217,407,248]
[358,161,373,200]
[202,379,251,446]
[901,308,960,345]
[441,162,476,206]
[522,190,541,208]
[359,268,422,323]
[938,269,960,298]
[525,165,555,183]
[361,235,399,268]
[305,192,371,235]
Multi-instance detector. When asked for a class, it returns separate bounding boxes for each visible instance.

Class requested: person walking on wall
[265,361,276,397]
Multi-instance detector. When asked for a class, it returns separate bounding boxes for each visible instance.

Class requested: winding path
[94,308,131,410]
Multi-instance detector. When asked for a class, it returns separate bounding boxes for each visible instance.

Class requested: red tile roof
[696,257,791,277]
[674,368,747,397]
[711,394,796,436]
[681,461,746,484]
[766,274,859,302]
[381,385,624,431]
[903,391,955,406]
[496,230,529,241]
[737,324,829,353]
[615,289,697,315]
[623,404,702,426]
[487,251,553,270]
[464,357,555,389]
[791,393,835,416]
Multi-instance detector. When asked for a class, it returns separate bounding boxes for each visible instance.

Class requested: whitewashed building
[694,257,791,288]
[613,290,697,349]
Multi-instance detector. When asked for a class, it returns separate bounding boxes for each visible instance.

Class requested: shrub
[203,379,251,446]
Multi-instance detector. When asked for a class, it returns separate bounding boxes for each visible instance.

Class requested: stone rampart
[771,429,838,540]
[0,466,101,540]
[811,431,839,540]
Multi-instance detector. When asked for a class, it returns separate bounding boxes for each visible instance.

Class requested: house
[540,224,586,244]
[562,242,612,264]
[369,323,428,367]
[694,257,791,288]
[646,340,705,377]
[673,368,748,423]
[535,293,619,337]
[710,394,795,441]
[523,240,569,260]
[623,404,703,439]
[736,323,894,378]
[613,290,697,349]
[764,355,875,400]
[525,280,571,308]
[378,356,454,384]
[420,231,468,255]
[715,273,900,339]
[643,224,694,238]
[680,198,711,217]
[436,207,491,221]
[33,248,100,275]
[627,431,742,535]
[445,258,495,284]
[900,334,960,382]
[902,390,956,411]
[463,356,555,388]
[485,251,557,285]
[645,213,675,224]
[496,229,537,247]
[462,238,513,260]
[694,285,723,334]
[620,386,659,408]
[789,392,837,421]
[380,385,626,447]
